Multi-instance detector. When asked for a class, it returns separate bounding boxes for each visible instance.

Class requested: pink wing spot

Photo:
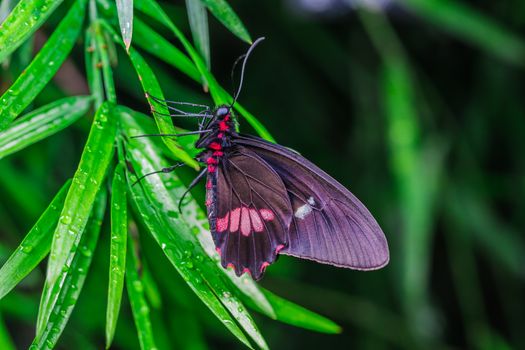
[275,244,285,254]
[215,247,221,256]
[242,268,252,276]
[229,208,241,232]
[218,132,224,138]
[207,165,216,173]
[240,208,252,236]
[206,180,212,189]
[227,263,235,269]
[260,262,270,273]
[216,207,275,235]
[213,151,224,157]
[206,157,217,165]
[205,199,212,207]
[260,209,275,221]
[249,209,264,232]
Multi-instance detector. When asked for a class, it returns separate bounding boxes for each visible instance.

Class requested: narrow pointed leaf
[0,0,87,131]
[32,190,107,349]
[133,19,201,81]
[261,289,342,334]
[120,111,268,350]
[85,28,105,109]
[126,233,157,350]
[116,0,134,51]
[0,96,92,160]
[93,22,117,103]
[186,0,211,68]
[0,180,71,300]
[101,21,199,170]
[131,1,275,141]
[0,0,65,63]
[106,164,128,348]
[44,102,117,315]
[198,0,251,43]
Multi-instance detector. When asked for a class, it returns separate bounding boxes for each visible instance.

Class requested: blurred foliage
[0,0,524,349]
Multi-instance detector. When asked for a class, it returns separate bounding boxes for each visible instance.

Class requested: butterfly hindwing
[235,135,389,270]
[206,145,292,280]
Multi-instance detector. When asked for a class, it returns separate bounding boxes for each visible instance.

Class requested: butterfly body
[192,106,389,280]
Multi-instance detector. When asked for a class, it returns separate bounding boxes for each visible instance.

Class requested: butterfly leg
[178,168,208,213]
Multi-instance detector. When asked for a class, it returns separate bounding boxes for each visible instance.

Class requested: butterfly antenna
[230,37,266,108]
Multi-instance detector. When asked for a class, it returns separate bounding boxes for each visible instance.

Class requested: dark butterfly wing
[234,134,389,270]
[206,145,293,280]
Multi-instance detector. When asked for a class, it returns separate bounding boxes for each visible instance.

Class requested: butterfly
[138,38,389,280]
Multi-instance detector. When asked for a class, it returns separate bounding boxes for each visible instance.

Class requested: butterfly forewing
[235,135,389,270]
[207,146,292,280]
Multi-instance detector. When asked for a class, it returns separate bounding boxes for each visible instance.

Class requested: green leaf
[32,189,107,350]
[106,164,128,349]
[116,0,134,51]
[93,21,117,103]
[186,0,211,68]
[261,289,342,334]
[133,18,201,82]
[101,20,200,170]
[85,27,105,109]
[0,180,71,300]
[0,0,65,64]
[120,110,268,350]
[198,0,251,43]
[401,0,525,66]
[126,232,157,350]
[40,102,117,334]
[0,96,92,160]
[126,8,275,141]
[0,0,87,131]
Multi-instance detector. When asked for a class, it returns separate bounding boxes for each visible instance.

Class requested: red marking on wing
[216,206,275,236]
[216,247,221,256]
[275,244,285,254]
[205,199,212,207]
[218,132,224,138]
[227,263,235,269]
[207,165,216,173]
[242,268,252,276]
[206,179,212,189]
[206,157,217,165]
[213,151,224,157]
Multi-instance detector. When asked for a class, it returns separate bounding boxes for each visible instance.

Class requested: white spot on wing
[294,196,315,219]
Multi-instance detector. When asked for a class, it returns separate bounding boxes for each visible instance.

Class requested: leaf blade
[186,0,211,68]
[32,190,107,349]
[41,102,117,334]
[116,0,134,50]
[0,0,65,63]
[126,231,157,350]
[199,0,251,43]
[106,164,128,348]
[0,96,92,160]
[0,180,71,300]
[0,0,87,130]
